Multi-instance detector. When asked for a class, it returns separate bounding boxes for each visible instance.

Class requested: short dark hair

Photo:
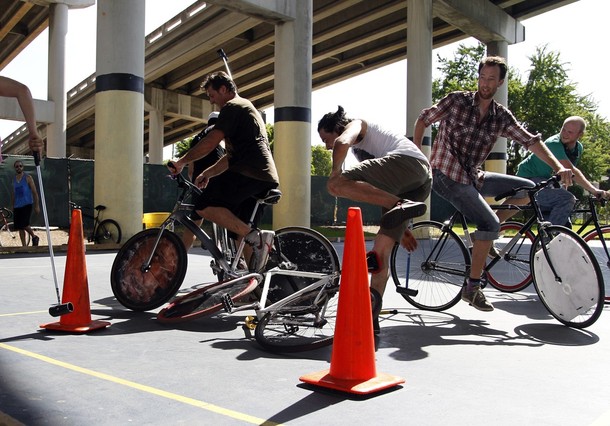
[201,71,237,94]
[317,105,351,134]
[478,56,508,80]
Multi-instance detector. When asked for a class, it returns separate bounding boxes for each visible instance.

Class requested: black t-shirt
[214,96,279,184]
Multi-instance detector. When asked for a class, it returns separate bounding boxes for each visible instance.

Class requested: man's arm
[557,158,609,199]
[528,141,573,186]
[169,128,224,174]
[27,175,40,213]
[194,155,229,188]
[330,120,364,176]
[0,76,43,152]
[412,117,428,149]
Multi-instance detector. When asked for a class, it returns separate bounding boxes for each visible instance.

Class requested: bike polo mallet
[217,48,233,79]
[33,151,74,317]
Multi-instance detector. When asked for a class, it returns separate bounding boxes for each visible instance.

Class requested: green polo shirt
[516,133,582,178]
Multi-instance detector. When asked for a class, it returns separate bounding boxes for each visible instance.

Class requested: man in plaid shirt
[413,56,573,312]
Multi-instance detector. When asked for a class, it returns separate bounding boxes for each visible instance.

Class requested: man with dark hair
[318,105,430,333]
[10,160,40,246]
[413,56,573,312]
[168,71,279,272]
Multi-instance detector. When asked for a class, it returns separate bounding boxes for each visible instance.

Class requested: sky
[1,0,607,155]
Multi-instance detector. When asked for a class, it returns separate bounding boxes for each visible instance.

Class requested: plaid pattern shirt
[420,91,540,188]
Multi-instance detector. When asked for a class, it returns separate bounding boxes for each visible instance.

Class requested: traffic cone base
[40,209,110,333]
[300,369,405,395]
[300,207,404,395]
[40,319,110,333]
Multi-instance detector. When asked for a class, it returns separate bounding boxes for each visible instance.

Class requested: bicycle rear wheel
[94,219,122,244]
[486,222,535,292]
[111,228,187,311]
[582,225,610,303]
[531,226,604,328]
[157,275,260,323]
[390,221,469,311]
[255,286,339,352]
[264,227,340,303]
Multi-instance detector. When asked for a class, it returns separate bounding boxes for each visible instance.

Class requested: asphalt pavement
[1,242,609,425]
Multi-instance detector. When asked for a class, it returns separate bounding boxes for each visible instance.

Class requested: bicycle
[110,172,341,352]
[0,206,30,247]
[389,175,605,328]
[69,202,122,244]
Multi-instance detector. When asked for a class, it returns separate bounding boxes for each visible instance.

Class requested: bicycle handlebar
[494,175,561,202]
[166,163,202,196]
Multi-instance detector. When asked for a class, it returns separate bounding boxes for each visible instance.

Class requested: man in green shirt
[517,116,608,226]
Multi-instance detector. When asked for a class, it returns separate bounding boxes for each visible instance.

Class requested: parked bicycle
[110,172,341,352]
[0,207,29,247]
[389,175,604,329]
[69,202,121,245]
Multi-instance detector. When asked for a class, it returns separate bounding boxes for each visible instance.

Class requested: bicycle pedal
[395,286,418,297]
[221,293,234,313]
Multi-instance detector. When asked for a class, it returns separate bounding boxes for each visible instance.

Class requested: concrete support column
[485,40,509,174]
[148,109,164,164]
[407,0,432,218]
[273,1,312,228]
[47,2,68,158]
[95,0,145,239]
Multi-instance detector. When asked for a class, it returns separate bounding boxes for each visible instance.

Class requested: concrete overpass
[0,0,578,239]
[1,0,577,157]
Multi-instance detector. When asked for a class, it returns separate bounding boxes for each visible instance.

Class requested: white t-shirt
[351,121,429,164]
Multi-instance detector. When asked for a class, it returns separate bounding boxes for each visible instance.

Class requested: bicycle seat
[95,205,107,211]
[258,189,282,205]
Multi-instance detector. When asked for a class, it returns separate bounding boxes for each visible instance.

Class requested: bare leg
[181,218,203,250]
[328,175,399,209]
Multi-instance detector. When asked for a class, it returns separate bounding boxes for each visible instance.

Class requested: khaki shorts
[343,154,432,242]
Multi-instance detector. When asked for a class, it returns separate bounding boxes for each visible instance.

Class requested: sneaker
[461,285,494,312]
[380,199,427,228]
[245,229,274,272]
[32,235,40,246]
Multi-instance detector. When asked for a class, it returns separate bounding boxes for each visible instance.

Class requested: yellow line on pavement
[0,310,47,317]
[0,343,280,425]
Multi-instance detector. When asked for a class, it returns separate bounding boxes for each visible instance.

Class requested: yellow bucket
[143,212,170,229]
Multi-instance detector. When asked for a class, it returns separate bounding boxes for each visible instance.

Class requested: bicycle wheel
[531,226,604,328]
[582,225,610,303]
[264,227,340,304]
[254,286,339,352]
[390,221,469,311]
[111,229,187,311]
[94,219,122,244]
[157,275,260,323]
[486,221,535,292]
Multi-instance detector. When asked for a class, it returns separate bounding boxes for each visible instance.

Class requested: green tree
[311,144,332,176]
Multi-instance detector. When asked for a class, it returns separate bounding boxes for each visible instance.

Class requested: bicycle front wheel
[486,222,535,292]
[255,286,339,352]
[390,221,469,311]
[157,275,260,323]
[531,226,604,328]
[111,229,187,311]
[94,219,122,244]
[582,225,610,303]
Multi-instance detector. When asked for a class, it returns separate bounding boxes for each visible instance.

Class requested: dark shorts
[194,170,278,228]
[13,204,33,230]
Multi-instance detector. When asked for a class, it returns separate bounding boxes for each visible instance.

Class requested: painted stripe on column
[487,152,507,160]
[274,106,311,123]
[96,73,144,94]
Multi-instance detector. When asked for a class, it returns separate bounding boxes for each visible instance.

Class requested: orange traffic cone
[300,207,404,395]
[40,209,110,333]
